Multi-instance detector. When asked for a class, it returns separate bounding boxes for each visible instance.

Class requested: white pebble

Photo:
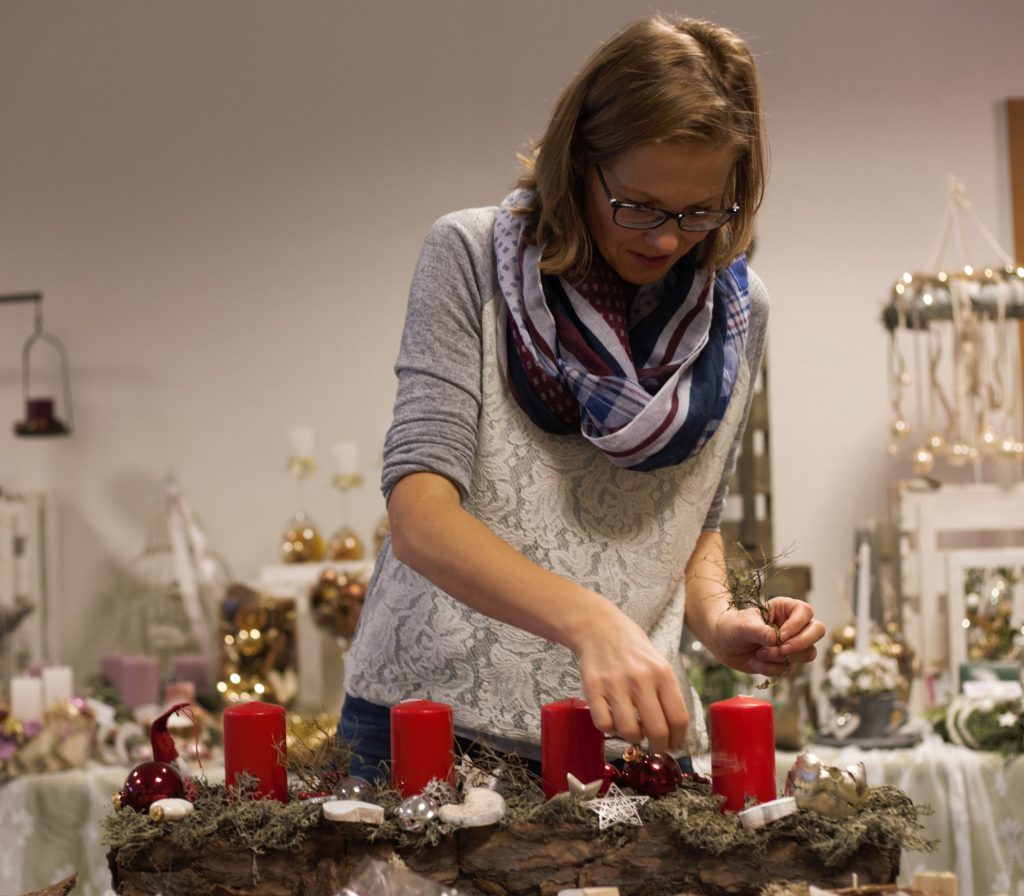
[322,799,385,824]
[438,787,505,827]
[557,889,620,896]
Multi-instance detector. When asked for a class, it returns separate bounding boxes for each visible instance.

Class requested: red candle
[224,700,288,802]
[541,698,606,799]
[390,699,455,797]
[709,695,776,812]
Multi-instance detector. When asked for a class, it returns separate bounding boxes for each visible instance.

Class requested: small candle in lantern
[853,537,872,655]
[287,425,315,460]
[541,697,606,798]
[163,680,196,705]
[224,700,288,802]
[10,675,44,721]
[390,699,455,797]
[710,695,776,812]
[41,665,74,707]
[331,441,359,477]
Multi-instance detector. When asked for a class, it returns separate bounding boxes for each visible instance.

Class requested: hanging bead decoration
[882,178,1024,474]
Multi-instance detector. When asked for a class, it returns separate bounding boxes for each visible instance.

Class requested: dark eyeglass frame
[594,164,740,232]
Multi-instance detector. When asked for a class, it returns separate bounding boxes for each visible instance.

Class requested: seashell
[148,797,194,821]
[438,786,506,827]
[322,799,385,824]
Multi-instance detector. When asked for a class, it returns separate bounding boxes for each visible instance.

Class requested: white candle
[42,664,74,707]
[854,539,871,655]
[11,675,44,721]
[331,441,359,476]
[287,425,315,459]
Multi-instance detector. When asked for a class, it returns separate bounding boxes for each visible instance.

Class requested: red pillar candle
[541,698,606,799]
[390,699,455,797]
[709,695,776,812]
[224,700,288,803]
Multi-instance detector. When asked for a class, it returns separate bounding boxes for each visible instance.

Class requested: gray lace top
[343,207,768,758]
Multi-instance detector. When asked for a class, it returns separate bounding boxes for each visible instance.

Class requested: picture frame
[945,547,1024,693]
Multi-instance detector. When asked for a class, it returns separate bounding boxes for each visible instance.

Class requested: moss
[103,738,934,863]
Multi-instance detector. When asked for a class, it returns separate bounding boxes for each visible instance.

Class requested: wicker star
[998,711,1018,728]
[586,783,649,830]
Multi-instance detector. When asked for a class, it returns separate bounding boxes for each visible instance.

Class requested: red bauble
[600,762,620,796]
[118,760,185,812]
[621,748,683,797]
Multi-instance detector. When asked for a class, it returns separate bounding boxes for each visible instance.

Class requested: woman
[340,16,825,778]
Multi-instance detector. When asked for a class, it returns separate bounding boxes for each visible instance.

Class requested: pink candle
[224,700,288,802]
[390,700,454,797]
[710,696,776,812]
[118,655,160,710]
[163,680,196,704]
[541,698,606,799]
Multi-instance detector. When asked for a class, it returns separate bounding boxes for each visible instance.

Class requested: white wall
[1,0,1021,674]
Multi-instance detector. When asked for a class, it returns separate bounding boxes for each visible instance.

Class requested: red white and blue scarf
[494,189,750,471]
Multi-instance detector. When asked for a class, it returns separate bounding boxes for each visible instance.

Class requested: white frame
[945,547,1024,693]
[895,480,1024,712]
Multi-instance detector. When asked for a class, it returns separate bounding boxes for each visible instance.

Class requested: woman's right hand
[571,597,690,753]
[389,472,689,754]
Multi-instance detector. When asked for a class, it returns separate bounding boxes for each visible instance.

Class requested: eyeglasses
[594,165,740,232]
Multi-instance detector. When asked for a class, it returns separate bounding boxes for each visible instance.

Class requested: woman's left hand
[707,596,826,679]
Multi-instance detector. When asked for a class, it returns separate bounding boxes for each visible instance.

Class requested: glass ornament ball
[116,760,185,812]
[978,424,1000,455]
[333,775,375,802]
[947,441,972,467]
[395,794,440,831]
[621,746,683,797]
[832,624,857,649]
[927,433,947,455]
[912,446,934,475]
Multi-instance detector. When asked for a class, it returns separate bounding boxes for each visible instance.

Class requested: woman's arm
[684,530,825,676]
[388,470,692,753]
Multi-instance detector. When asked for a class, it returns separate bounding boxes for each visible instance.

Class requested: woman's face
[583,141,736,285]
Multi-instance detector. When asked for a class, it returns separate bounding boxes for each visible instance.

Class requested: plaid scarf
[494,190,750,471]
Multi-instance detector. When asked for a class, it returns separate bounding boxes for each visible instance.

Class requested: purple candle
[119,655,161,711]
[171,654,211,690]
[100,654,126,691]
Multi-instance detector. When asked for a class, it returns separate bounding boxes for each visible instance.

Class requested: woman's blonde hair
[517,16,767,278]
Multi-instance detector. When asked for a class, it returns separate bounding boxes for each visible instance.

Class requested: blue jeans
[337,694,545,783]
[337,694,394,783]
[337,694,693,782]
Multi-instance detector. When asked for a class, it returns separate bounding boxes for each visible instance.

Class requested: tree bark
[110,819,899,896]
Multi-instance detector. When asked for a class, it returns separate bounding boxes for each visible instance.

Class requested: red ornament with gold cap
[113,702,192,812]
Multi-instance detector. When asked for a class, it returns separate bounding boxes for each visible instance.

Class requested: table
[773,736,1024,896]
[3,740,1022,896]
[0,763,224,896]
[0,763,125,896]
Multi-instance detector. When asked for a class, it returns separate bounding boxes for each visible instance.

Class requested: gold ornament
[280,511,325,563]
[373,515,390,555]
[219,584,298,705]
[784,751,868,818]
[328,526,365,561]
[310,569,367,641]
